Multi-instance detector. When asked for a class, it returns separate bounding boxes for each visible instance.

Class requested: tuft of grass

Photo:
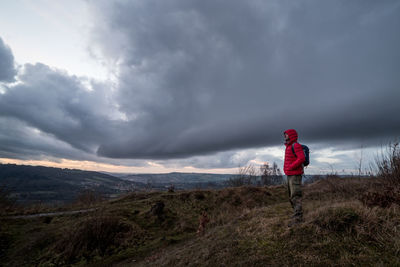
[312,206,361,233]
[304,177,372,201]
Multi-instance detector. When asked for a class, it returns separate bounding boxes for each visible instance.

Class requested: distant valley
[117,172,233,190]
[0,164,234,204]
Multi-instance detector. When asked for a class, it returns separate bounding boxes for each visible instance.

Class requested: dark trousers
[287,175,303,220]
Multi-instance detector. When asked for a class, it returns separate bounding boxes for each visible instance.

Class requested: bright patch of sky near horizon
[0,1,397,175]
[0,0,108,80]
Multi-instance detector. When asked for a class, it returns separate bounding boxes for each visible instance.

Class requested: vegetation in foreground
[0,176,399,266]
[0,143,399,266]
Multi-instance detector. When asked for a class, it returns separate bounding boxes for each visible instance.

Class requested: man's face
[284,133,290,143]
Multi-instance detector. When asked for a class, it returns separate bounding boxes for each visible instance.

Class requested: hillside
[120,172,234,190]
[0,164,137,204]
[0,164,238,204]
[0,177,399,266]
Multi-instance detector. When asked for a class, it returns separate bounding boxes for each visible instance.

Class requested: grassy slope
[1,178,399,266]
[0,163,133,204]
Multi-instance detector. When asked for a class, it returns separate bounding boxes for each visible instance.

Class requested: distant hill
[0,164,236,204]
[119,172,234,190]
[0,163,137,204]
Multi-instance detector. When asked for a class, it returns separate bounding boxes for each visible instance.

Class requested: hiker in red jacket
[283,129,306,226]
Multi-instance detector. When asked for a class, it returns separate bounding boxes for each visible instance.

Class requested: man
[283,129,306,226]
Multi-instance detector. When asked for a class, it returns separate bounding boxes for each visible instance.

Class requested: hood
[284,129,298,145]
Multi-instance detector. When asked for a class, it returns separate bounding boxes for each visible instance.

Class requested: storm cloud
[90,0,400,159]
[0,37,16,82]
[0,63,124,153]
[0,0,400,170]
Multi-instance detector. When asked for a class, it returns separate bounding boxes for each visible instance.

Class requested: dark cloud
[0,63,123,153]
[0,37,149,167]
[0,37,16,82]
[90,0,400,159]
[0,116,91,161]
[1,1,400,172]
[0,115,149,167]
[0,61,147,167]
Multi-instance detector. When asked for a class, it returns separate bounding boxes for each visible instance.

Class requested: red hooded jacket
[284,129,305,176]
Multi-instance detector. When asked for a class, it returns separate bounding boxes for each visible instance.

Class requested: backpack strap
[291,143,297,157]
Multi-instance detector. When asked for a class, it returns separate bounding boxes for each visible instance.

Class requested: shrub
[359,187,400,208]
[313,207,361,233]
[56,212,131,262]
[359,141,400,208]
[227,165,259,187]
[375,142,400,186]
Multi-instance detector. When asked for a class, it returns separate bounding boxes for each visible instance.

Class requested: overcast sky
[0,0,399,174]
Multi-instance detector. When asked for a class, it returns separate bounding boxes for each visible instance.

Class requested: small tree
[227,164,259,187]
[167,184,175,193]
[260,162,283,186]
[145,178,154,191]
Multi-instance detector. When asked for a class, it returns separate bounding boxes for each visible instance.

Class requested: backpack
[291,143,310,167]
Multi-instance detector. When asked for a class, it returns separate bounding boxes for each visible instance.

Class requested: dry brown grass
[304,173,400,209]
[3,177,400,266]
[126,177,400,266]
[306,201,400,258]
[208,186,286,227]
[135,196,400,267]
[304,176,373,201]
[51,209,133,264]
[360,186,400,208]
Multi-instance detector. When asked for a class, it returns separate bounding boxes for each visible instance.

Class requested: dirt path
[7,208,97,219]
